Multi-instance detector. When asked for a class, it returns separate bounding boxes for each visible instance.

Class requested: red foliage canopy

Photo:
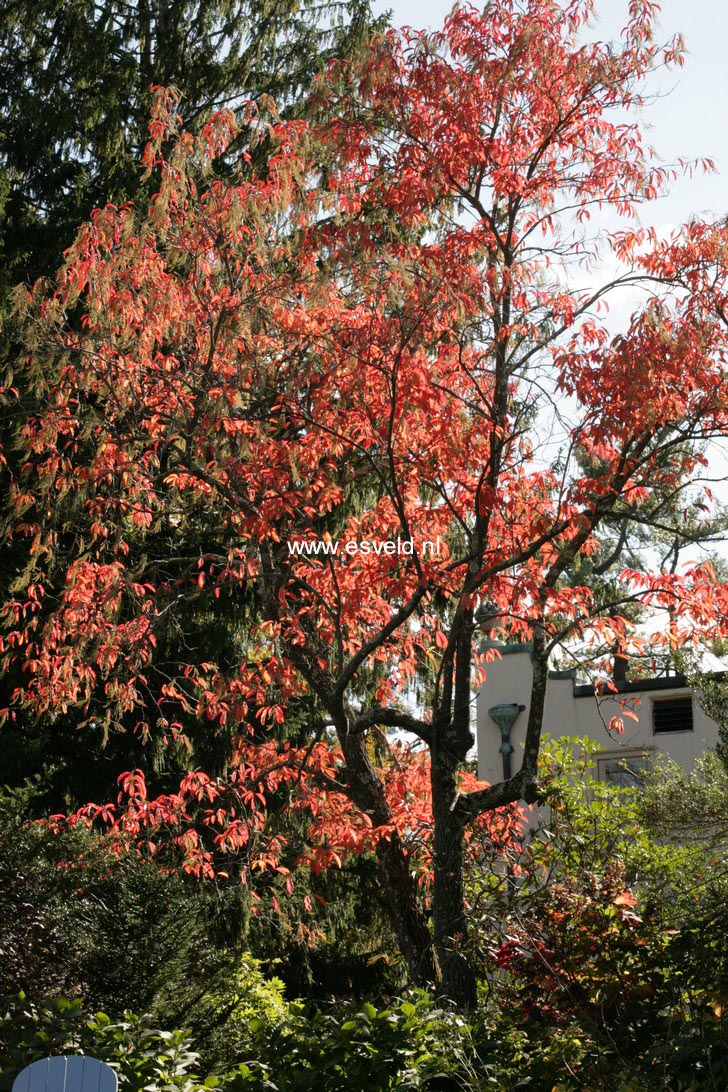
[3,0,728,1001]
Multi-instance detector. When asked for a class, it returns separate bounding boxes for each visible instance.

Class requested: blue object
[12,1056,118,1092]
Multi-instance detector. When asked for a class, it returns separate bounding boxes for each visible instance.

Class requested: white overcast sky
[372,0,728,230]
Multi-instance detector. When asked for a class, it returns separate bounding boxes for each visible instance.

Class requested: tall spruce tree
[0,0,379,289]
[0,0,381,807]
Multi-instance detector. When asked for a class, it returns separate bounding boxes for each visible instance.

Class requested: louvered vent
[652,696,693,734]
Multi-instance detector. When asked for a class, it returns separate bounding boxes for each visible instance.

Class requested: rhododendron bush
[3,0,728,1006]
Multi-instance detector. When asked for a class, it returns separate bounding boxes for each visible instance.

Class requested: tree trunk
[376,831,440,986]
[340,726,439,987]
[431,751,477,1009]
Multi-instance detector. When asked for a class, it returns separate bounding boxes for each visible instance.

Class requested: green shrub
[0,991,494,1092]
[169,954,287,1072]
[468,737,728,1090]
[0,994,208,1091]
[234,991,491,1090]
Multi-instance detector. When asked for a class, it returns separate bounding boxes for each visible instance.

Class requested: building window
[652,695,693,734]
[596,749,652,788]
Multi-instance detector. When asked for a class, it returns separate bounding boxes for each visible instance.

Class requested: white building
[476,643,722,787]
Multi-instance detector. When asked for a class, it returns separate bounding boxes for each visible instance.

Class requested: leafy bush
[0,995,206,1091]
[469,737,728,1089]
[239,991,488,1090]
[170,955,287,1072]
[0,991,494,1092]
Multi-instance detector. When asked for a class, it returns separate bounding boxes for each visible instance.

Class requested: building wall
[476,644,720,784]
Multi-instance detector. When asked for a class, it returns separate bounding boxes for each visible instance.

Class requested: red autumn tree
[4,0,728,1007]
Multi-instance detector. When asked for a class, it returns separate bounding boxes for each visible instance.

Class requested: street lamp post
[488,702,526,780]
